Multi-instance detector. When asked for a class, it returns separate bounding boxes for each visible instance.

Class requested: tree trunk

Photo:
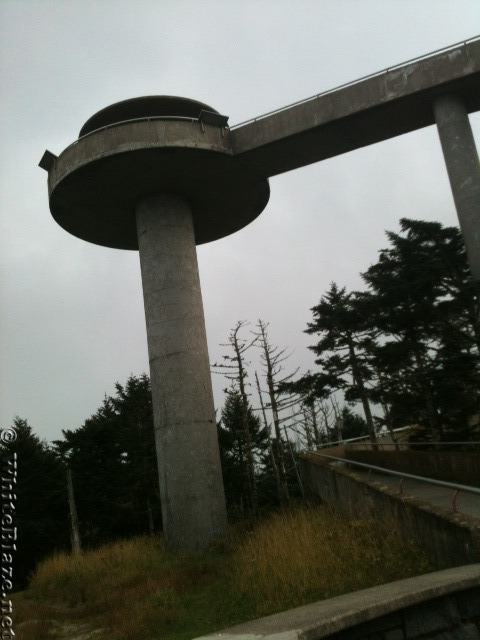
[67,466,81,555]
[413,349,443,441]
[232,328,258,514]
[283,426,305,498]
[146,498,154,537]
[258,323,290,501]
[302,406,313,449]
[309,402,321,446]
[347,337,377,445]
[255,372,286,507]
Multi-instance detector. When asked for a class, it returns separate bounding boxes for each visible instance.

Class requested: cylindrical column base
[433,94,480,280]
[136,193,227,551]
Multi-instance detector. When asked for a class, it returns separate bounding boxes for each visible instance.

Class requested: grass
[12,505,432,640]
[232,507,431,615]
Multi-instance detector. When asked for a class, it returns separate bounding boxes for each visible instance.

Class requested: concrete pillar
[433,94,480,280]
[136,193,227,551]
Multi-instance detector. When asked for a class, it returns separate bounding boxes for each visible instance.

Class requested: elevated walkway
[348,468,480,519]
[196,438,480,640]
[231,37,480,177]
[299,447,480,570]
[313,439,480,520]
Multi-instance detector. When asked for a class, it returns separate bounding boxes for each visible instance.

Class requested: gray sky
[1,0,479,443]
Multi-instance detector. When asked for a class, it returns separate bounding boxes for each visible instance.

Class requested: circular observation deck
[47,96,270,250]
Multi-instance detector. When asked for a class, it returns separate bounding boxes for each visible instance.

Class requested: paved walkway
[350,468,480,520]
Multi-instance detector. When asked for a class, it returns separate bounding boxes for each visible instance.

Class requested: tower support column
[136,193,227,551]
[433,94,480,280]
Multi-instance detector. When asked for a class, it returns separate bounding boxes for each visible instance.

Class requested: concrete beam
[231,39,480,177]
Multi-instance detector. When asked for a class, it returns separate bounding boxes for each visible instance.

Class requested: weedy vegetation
[13,505,431,640]
[233,506,431,615]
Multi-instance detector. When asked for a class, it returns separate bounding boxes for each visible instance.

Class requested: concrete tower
[40,96,270,551]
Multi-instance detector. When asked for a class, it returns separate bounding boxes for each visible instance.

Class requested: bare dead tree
[301,398,324,447]
[252,320,304,502]
[212,321,259,514]
[66,466,81,555]
[315,399,336,442]
[282,423,305,498]
[255,370,287,507]
[301,405,314,449]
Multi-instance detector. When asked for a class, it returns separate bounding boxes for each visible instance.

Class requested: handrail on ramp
[231,35,480,130]
[304,450,480,513]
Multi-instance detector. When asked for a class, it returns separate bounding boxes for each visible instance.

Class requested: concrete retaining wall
[345,449,480,486]
[197,565,480,640]
[299,454,480,569]
[195,456,480,640]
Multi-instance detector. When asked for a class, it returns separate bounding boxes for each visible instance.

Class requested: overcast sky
[1,0,479,444]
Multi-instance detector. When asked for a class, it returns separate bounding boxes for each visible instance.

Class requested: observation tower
[40,96,270,550]
[40,37,479,551]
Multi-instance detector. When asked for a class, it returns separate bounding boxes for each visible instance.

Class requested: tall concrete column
[136,193,227,551]
[433,94,480,280]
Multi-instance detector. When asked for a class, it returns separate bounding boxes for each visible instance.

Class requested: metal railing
[304,450,480,512]
[71,115,199,146]
[56,35,479,159]
[345,441,480,452]
[313,426,412,450]
[230,35,480,130]
[58,35,480,158]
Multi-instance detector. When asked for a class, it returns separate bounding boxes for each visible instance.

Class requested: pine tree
[54,374,161,546]
[217,389,269,516]
[212,322,260,514]
[0,418,69,589]
[339,406,368,440]
[360,219,480,440]
[305,283,377,443]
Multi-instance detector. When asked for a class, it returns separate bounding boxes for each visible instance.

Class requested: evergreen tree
[213,322,260,514]
[339,406,368,440]
[217,389,269,516]
[304,283,377,443]
[359,219,480,440]
[54,374,161,547]
[108,375,160,535]
[0,418,69,589]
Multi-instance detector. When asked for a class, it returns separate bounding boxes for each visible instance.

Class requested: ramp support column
[433,94,480,280]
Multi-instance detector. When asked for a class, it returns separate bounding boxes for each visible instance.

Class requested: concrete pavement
[351,468,480,519]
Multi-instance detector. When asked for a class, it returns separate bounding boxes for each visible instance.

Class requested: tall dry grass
[29,536,167,606]
[23,536,219,639]
[14,506,431,639]
[232,506,431,615]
